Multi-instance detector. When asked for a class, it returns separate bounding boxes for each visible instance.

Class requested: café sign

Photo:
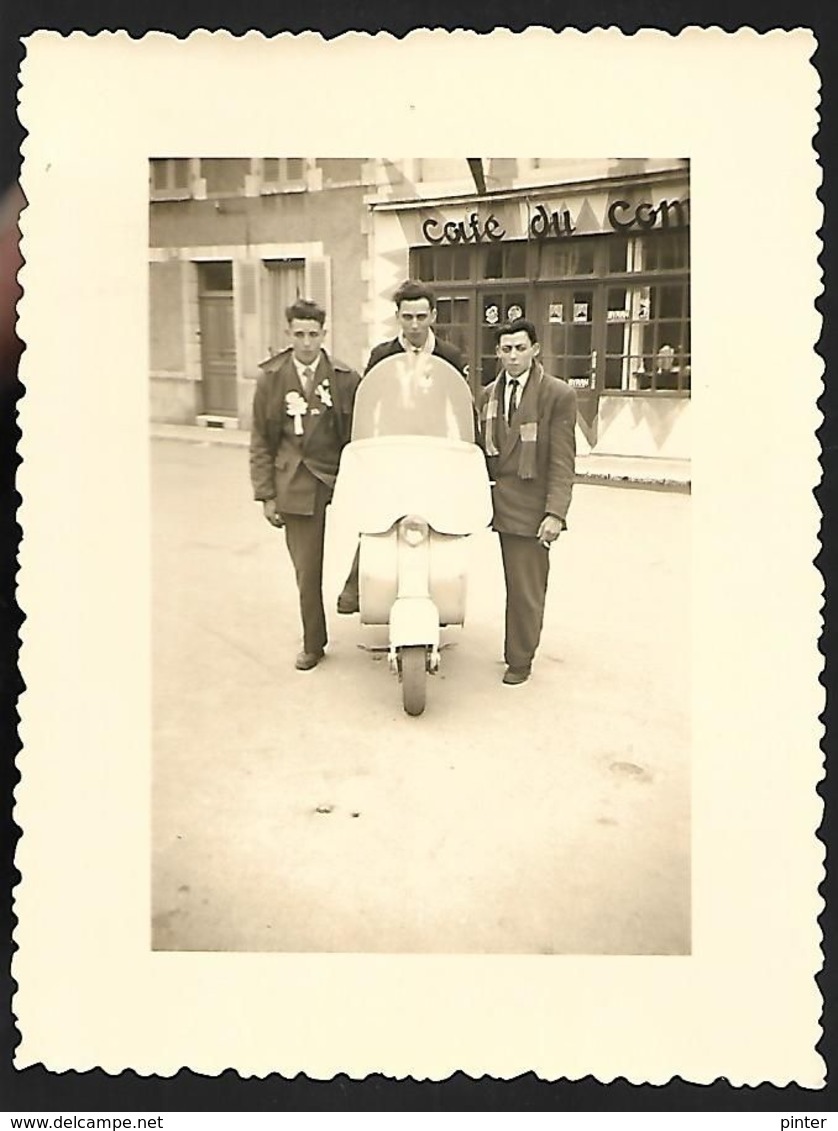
[421,196,689,245]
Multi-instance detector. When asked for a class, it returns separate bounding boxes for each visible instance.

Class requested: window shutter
[150,260,185,371]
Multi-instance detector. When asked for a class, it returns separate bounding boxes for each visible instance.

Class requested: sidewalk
[574,452,690,491]
[150,422,691,491]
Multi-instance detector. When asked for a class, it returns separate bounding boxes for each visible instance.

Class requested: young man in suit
[363,278,467,377]
[250,299,361,670]
[335,279,467,614]
[478,318,577,685]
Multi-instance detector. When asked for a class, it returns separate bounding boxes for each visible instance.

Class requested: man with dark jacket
[335,279,467,614]
[478,318,577,685]
[250,299,361,670]
[363,278,466,377]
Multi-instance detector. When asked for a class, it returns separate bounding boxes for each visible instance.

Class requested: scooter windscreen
[351,352,475,442]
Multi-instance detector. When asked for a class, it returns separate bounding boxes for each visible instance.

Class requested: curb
[151,427,691,492]
[575,469,691,493]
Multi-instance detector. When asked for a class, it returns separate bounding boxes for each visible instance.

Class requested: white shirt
[398,328,436,357]
[504,366,531,421]
[293,354,321,390]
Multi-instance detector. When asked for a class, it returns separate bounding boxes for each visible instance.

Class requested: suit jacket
[250,349,361,515]
[478,366,577,537]
[365,335,466,376]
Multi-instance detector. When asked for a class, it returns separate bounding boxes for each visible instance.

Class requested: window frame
[149,158,194,202]
[409,226,691,397]
[197,158,255,201]
[258,157,309,195]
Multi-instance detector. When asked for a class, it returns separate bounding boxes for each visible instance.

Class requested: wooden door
[197,262,237,415]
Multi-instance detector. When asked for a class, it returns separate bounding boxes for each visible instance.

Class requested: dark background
[0,0,835,1112]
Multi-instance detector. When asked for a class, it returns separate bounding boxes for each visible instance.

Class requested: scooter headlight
[399,515,429,547]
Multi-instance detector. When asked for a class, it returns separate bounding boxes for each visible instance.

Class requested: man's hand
[536,514,563,549]
[262,499,284,528]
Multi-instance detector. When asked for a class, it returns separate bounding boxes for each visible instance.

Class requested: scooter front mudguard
[388,596,440,650]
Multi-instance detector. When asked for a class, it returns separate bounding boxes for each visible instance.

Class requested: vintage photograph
[149,156,691,954]
[16,29,822,1082]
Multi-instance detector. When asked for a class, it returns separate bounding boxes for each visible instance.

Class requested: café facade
[364,158,690,458]
[149,157,690,459]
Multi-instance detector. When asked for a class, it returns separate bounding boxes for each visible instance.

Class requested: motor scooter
[332,353,492,715]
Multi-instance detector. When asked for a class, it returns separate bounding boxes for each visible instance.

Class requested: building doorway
[197,261,237,415]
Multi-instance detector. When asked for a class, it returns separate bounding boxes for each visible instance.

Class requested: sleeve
[249,375,277,502]
[474,384,495,469]
[338,368,362,447]
[544,384,577,525]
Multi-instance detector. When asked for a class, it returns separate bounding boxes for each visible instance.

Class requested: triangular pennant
[573,198,601,235]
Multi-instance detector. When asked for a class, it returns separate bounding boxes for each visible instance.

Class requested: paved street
[151,439,690,954]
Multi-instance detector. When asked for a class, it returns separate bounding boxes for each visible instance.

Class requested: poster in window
[573,302,589,323]
[484,303,499,325]
[607,308,629,322]
[637,288,651,321]
[507,303,523,321]
[548,302,564,323]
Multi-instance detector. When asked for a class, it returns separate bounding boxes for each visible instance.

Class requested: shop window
[149,158,192,201]
[436,296,472,325]
[538,239,596,278]
[479,290,527,385]
[434,295,473,371]
[480,241,527,280]
[539,287,595,386]
[607,230,689,274]
[603,281,690,391]
[200,159,251,197]
[644,230,689,271]
[412,245,471,282]
[607,236,631,273]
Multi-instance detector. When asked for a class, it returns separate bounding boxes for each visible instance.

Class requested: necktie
[302,366,314,393]
[506,377,520,425]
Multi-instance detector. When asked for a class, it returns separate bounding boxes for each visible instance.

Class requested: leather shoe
[336,591,359,615]
[295,649,324,671]
[502,666,531,685]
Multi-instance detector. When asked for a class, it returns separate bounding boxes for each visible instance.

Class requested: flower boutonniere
[316,378,333,409]
[285,390,308,435]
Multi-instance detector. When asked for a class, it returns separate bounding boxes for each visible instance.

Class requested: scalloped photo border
[13,27,824,1085]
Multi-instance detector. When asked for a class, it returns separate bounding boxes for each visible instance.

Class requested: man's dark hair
[393,279,437,311]
[495,317,539,346]
[285,298,326,326]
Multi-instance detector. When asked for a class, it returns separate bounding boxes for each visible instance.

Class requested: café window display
[410,226,690,392]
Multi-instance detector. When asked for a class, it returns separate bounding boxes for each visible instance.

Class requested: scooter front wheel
[400,646,428,717]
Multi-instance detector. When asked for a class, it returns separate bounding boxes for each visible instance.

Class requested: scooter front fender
[389,597,440,650]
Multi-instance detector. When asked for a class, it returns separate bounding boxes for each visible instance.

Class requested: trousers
[498,531,551,671]
[281,479,331,654]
